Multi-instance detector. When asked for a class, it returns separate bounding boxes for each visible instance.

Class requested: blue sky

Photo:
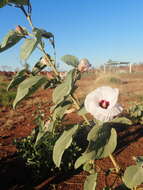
[1,0,143,71]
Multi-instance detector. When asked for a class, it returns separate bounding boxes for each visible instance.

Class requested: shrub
[0,82,16,107]
[109,77,122,84]
[128,103,143,124]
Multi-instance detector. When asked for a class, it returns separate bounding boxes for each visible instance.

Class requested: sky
[1,0,143,71]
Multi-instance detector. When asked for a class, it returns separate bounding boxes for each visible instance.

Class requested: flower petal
[84,89,101,111]
[92,109,111,122]
[96,86,119,107]
[84,86,122,122]
[91,104,123,122]
[109,104,123,118]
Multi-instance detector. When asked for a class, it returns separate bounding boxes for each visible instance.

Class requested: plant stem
[82,115,91,125]
[39,45,59,77]
[110,175,119,189]
[20,6,34,29]
[109,154,120,173]
[27,15,34,29]
[20,5,59,78]
[70,94,90,125]
[74,94,80,105]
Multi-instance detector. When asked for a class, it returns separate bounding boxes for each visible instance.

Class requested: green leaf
[84,173,98,190]
[53,125,78,167]
[52,69,75,106]
[8,0,28,5]
[33,28,55,49]
[0,0,8,8]
[0,30,23,53]
[112,117,132,125]
[52,101,71,120]
[61,55,79,67]
[33,28,54,39]
[115,184,130,190]
[7,69,27,91]
[102,187,112,190]
[83,162,95,174]
[122,164,143,189]
[33,28,53,38]
[49,38,55,49]
[13,76,47,108]
[34,119,45,147]
[134,156,143,164]
[42,31,54,39]
[102,187,111,190]
[20,38,40,60]
[32,28,43,39]
[77,105,88,116]
[75,124,117,169]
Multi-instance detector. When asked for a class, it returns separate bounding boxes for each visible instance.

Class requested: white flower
[84,86,123,122]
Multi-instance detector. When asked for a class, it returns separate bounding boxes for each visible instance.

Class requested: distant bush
[0,81,16,107]
[80,71,95,79]
[109,77,122,84]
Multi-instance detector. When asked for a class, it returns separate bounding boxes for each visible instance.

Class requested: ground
[1,70,143,190]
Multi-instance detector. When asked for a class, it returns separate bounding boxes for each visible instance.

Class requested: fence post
[104,64,106,73]
[129,63,132,73]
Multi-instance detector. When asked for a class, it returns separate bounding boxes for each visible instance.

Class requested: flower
[78,58,91,72]
[84,86,123,122]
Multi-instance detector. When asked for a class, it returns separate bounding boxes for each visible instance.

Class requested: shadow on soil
[113,122,143,154]
[0,122,143,190]
[0,154,83,190]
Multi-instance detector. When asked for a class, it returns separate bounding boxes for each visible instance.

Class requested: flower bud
[78,58,91,72]
[15,25,27,35]
[59,72,67,80]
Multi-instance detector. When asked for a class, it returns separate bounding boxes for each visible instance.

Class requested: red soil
[1,72,143,190]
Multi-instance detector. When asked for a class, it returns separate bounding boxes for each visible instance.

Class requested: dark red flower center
[99,100,110,109]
